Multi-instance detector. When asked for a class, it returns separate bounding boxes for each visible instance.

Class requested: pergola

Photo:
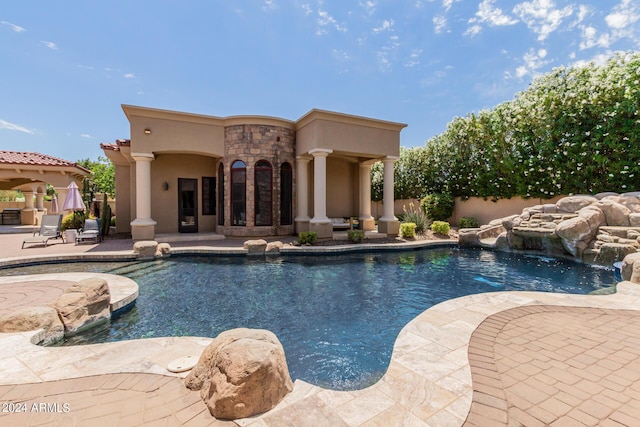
[0,151,90,225]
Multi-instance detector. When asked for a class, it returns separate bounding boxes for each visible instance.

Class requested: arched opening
[254,160,272,226]
[231,160,246,226]
[280,162,293,225]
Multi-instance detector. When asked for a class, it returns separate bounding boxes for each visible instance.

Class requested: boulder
[597,243,637,266]
[133,240,158,259]
[542,203,558,213]
[243,239,267,255]
[51,278,111,336]
[556,195,598,213]
[596,200,631,226]
[265,241,283,254]
[594,192,619,200]
[501,215,520,231]
[621,253,640,283]
[630,213,640,227]
[0,306,64,345]
[577,206,606,230]
[156,242,171,257]
[555,217,597,257]
[185,328,293,420]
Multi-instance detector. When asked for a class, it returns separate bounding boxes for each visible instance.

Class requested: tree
[76,156,115,197]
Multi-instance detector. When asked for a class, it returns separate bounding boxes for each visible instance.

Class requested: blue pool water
[0,248,614,390]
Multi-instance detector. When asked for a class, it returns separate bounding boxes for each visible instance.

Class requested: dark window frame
[231,160,246,226]
[254,160,273,226]
[280,162,293,225]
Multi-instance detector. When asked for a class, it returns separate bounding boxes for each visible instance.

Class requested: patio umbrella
[49,194,59,214]
[62,182,86,228]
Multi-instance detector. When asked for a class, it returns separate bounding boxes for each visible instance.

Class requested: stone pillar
[309,148,332,239]
[358,162,375,231]
[35,192,45,211]
[21,191,36,225]
[294,156,311,233]
[130,153,157,240]
[377,157,400,236]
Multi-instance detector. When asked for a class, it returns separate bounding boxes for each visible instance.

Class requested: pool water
[0,248,615,390]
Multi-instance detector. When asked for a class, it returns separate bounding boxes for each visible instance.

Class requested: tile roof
[100,139,130,152]
[0,151,85,169]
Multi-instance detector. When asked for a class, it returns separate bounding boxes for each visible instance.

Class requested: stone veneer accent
[219,124,296,237]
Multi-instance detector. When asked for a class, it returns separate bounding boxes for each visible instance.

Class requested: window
[202,177,216,215]
[254,160,272,226]
[231,160,246,226]
[280,162,293,225]
[217,163,224,225]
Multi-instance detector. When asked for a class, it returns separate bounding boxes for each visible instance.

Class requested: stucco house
[101,105,406,240]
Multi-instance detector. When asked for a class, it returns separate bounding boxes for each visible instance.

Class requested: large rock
[630,213,640,227]
[133,240,158,259]
[603,195,640,213]
[555,217,597,257]
[265,241,283,254]
[621,252,640,283]
[243,239,267,255]
[596,200,632,226]
[597,243,637,266]
[556,195,598,213]
[0,306,64,345]
[185,328,293,420]
[577,205,606,230]
[50,278,111,336]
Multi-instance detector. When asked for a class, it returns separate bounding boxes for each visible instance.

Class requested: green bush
[110,216,116,226]
[400,222,416,238]
[421,193,455,221]
[458,217,479,228]
[347,230,365,243]
[61,211,86,231]
[402,202,430,234]
[299,231,317,245]
[431,221,451,235]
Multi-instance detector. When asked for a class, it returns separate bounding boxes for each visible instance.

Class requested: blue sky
[1,1,639,162]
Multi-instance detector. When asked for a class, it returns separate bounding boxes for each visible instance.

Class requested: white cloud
[404,49,422,67]
[360,1,377,16]
[1,21,25,32]
[262,0,277,11]
[512,47,551,78]
[373,19,394,33]
[124,73,136,79]
[572,52,614,68]
[300,3,312,16]
[0,119,35,134]
[465,0,518,37]
[40,41,58,50]
[433,15,447,34]
[443,0,461,12]
[316,9,347,35]
[604,0,639,40]
[80,134,93,139]
[512,0,574,41]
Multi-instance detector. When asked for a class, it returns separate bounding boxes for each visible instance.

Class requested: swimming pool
[0,247,615,390]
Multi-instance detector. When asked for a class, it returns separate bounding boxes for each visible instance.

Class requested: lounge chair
[75,218,101,245]
[21,214,63,249]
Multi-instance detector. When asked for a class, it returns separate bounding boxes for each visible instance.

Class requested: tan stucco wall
[451,196,564,226]
[296,119,401,158]
[130,119,225,157]
[150,153,218,233]
[326,157,358,218]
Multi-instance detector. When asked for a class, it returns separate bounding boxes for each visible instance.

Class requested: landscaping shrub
[61,211,86,231]
[402,202,430,234]
[347,230,365,243]
[421,193,455,221]
[431,221,451,235]
[400,222,416,238]
[458,217,479,228]
[110,216,116,226]
[299,231,317,245]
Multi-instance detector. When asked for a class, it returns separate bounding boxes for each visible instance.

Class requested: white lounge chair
[75,218,101,245]
[21,214,63,248]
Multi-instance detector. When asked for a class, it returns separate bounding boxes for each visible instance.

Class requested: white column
[23,191,35,210]
[359,162,374,220]
[295,156,310,222]
[379,157,398,221]
[130,153,156,239]
[309,149,332,223]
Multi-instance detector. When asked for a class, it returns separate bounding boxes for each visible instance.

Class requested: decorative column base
[20,208,37,226]
[295,217,310,234]
[359,217,375,231]
[309,219,332,239]
[131,218,157,241]
[378,218,400,236]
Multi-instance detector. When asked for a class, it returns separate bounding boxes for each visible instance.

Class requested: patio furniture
[331,218,351,230]
[75,218,101,245]
[21,214,63,248]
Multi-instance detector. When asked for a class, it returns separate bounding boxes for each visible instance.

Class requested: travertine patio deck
[0,230,639,426]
